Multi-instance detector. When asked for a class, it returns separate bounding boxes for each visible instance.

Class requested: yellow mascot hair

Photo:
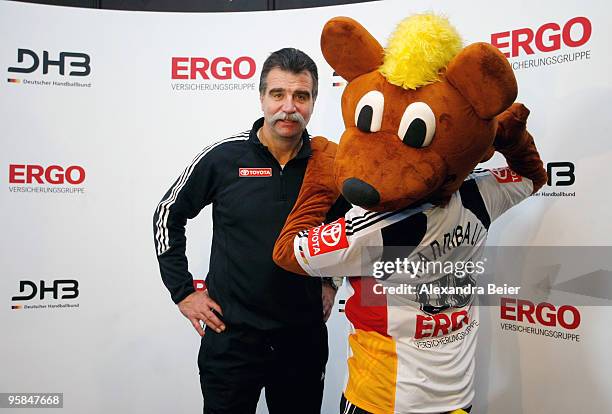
[379,13,463,90]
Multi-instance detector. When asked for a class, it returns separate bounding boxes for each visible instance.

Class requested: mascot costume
[273,13,547,414]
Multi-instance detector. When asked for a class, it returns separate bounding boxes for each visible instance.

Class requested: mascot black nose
[342,178,380,208]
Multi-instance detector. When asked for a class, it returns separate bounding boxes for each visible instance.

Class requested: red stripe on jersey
[345,277,389,337]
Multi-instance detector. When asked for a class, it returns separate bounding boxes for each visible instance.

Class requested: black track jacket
[154,118,349,330]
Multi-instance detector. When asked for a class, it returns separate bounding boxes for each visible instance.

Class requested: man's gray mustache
[271,111,306,127]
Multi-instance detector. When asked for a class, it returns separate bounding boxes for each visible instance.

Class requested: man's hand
[178,290,225,336]
[322,282,337,322]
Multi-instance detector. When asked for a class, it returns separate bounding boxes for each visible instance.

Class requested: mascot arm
[273,137,341,275]
[494,103,548,193]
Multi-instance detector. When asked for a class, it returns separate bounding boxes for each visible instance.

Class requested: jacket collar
[249,117,312,160]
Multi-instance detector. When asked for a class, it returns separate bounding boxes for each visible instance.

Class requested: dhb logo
[12,280,79,301]
[547,162,575,186]
[8,49,90,76]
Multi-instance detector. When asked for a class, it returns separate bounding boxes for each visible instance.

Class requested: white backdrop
[1,0,611,413]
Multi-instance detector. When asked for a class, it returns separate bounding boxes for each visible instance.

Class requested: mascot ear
[321,17,384,81]
[446,42,517,119]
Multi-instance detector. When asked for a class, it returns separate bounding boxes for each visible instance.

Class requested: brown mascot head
[321,13,517,211]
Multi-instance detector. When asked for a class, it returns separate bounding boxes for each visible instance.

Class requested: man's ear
[446,42,517,119]
[321,17,384,81]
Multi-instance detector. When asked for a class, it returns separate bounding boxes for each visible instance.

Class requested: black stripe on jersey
[459,179,491,230]
[380,211,427,246]
[292,208,399,239]
[346,210,398,236]
[378,213,427,280]
[469,169,491,179]
[345,209,380,230]
[346,204,431,236]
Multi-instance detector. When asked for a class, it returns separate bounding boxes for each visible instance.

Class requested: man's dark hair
[259,48,318,100]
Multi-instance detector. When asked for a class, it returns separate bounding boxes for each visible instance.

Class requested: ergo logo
[415,309,469,339]
[491,17,592,58]
[500,298,580,329]
[8,48,91,76]
[172,57,256,80]
[12,279,79,301]
[9,164,86,185]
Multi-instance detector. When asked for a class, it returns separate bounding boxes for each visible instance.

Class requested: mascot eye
[354,90,384,133]
[397,102,436,148]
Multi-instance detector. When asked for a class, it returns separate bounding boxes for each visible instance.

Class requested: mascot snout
[342,177,380,207]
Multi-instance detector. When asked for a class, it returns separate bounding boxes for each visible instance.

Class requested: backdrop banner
[1,0,610,413]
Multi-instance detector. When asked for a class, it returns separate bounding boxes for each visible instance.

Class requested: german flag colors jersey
[293,168,533,413]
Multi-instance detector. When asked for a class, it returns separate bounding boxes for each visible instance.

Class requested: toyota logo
[321,222,343,246]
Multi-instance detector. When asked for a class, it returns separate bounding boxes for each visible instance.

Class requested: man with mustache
[154,48,348,414]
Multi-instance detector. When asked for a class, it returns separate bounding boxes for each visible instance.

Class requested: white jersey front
[293,168,533,413]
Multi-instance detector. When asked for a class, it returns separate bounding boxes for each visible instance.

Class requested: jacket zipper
[279,167,286,201]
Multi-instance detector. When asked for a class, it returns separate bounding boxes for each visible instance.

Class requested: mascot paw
[493,102,547,192]
[304,136,339,196]
[494,103,530,151]
[310,136,338,158]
